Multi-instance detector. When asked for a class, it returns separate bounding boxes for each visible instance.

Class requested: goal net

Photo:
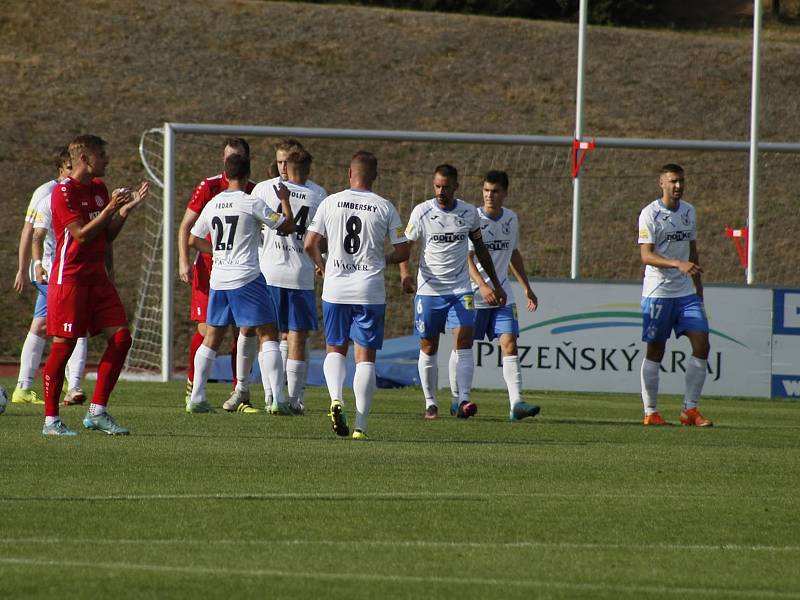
[126,125,800,379]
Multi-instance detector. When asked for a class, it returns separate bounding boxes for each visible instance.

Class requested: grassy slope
[1,1,800,361]
[1,379,798,598]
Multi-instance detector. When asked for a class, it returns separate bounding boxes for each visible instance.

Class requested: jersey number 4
[212,215,239,251]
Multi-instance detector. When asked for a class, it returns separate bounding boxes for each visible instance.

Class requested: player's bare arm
[66,187,129,245]
[14,221,34,293]
[178,207,202,283]
[188,233,213,256]
[398,250,416,294]
[467,251,499,306]
[274,182,296,236]
[688,240,704,300]
[469,230,507,305]
[303,230,326,276]
[509,249,538,312]
[640,243,702,276]
[32,227,48,283]
[385,241,410,265]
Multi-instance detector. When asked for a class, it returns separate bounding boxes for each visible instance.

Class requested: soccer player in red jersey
[41,134,149,436]
[178,138,255,408]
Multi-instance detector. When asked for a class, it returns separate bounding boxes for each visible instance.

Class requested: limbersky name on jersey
[336,200,378,212]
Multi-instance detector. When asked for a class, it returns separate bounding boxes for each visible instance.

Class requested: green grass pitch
[1,377,799,599]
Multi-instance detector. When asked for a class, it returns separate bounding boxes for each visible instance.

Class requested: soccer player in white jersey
[465,170,541,421]
[252,148,326,415]
[187,154,296,413]
[11,146,88,407]
[638,163,712,427]
[304,151,409,440]
[258,139,327,411]
[399,164,506,420]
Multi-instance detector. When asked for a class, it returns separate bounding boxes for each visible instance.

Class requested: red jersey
[187,174,255,271]
[50,177,110,285]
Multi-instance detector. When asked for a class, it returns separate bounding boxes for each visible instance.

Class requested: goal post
[129,122,800,382]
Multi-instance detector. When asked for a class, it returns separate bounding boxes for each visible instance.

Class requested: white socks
[191,345,217,405]
[18,333,46,388]
[448,350,458,401]
[418,352,438,408]
[236,335,258,393]
[259,341,286,405]
[503,355,523,408]
[455,349,474,404]
[286,358,307,407]
[66,337,88,390]
[640,359,660,415]
[89,402,106,416]
[683,357,708,411]
[353,361,376,433]
[323,352,347,402]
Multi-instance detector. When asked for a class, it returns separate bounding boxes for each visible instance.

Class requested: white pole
[161,124,176,382]
[571,0,589,279]
[747,1,763,285]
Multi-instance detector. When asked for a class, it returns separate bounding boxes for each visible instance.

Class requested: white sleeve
[512,214,520,250]
[253,199,285,231]
[638,208,654,244]
[403,205,421,241]
[190,210,210,238]
[387,205,408,245]
[689,205,698,241]
[306,198,328,237]
[32,195,51,230]
[467,205,481,234]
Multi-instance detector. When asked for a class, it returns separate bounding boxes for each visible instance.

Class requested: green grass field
[1,378,798,599]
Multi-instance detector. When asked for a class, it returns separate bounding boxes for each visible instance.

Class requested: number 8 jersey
[190,190,284,290]
[307,188,407,305]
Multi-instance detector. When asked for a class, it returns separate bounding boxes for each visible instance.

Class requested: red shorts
[190,256,211,323]
[47,280,128,338]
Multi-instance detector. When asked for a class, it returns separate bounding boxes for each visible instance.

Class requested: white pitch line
[1,557,799,599]
[0,491,794,502]
[1,537,798,554]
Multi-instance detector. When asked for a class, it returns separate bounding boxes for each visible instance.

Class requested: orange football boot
[680,407,713,427]
[643,412,672,426]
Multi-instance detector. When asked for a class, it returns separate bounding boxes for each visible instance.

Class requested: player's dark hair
[287,149,312,168]
[68,134,106,163]
[275,138,305,153]
[54,145,71,171]
[351,151,378,183]
[484,170,509,190]
[660,163,684,175]
[434,163,458,181]
[224,153,251,180]
[224,137,250,159]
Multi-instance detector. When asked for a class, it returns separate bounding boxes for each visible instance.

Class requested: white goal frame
[145,122,800,382]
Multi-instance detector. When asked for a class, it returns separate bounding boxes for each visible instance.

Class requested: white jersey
[307,188,407,304]
[638,198,697,298]
[469,207,519,309]
[404,199,481,296]
[26,179,58,282]
[253,176,326,290]
[190,190,284,290]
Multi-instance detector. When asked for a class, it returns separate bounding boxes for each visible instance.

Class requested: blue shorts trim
[33,282,48,318]
[474,304,519,341]
[413,293,475,339]
[322,301,385,349]
[641,294,709,343]
[207,275,277,327]
[267,285,318,332]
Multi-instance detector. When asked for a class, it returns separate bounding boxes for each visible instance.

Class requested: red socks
[42,340,75,417]
[91,329,132,406]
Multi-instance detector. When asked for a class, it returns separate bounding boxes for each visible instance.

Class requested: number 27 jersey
[307,189,407,305]
[190,190,284,290]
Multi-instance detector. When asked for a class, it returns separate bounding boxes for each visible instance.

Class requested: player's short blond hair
[68,134,106,163]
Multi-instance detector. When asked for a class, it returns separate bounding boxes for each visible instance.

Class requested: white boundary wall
[437,280,781,398]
